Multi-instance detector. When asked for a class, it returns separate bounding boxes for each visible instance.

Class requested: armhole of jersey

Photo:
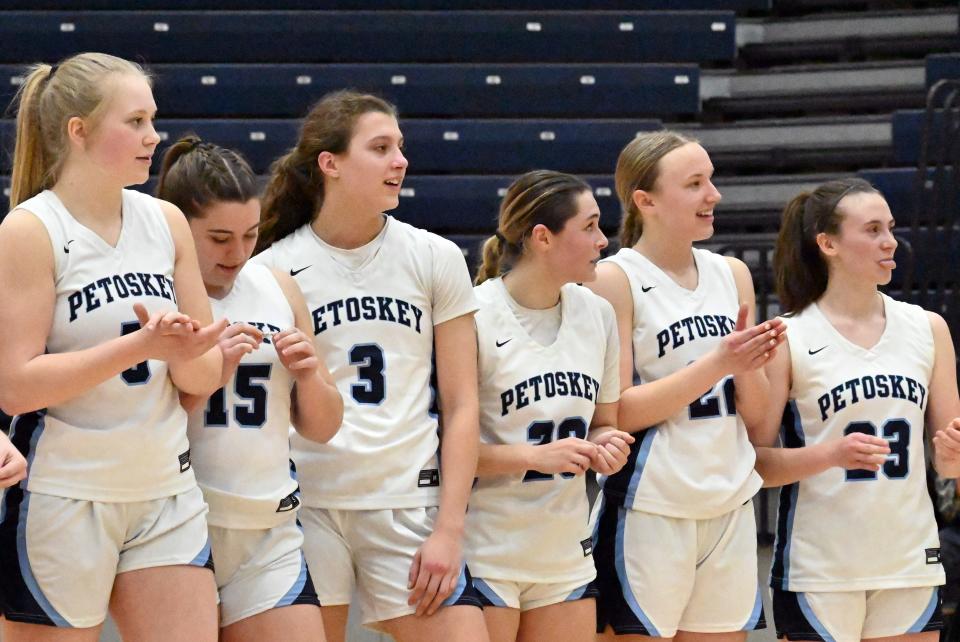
[20,203,64,285]
[600,256,638,326]
[143,193,178,266]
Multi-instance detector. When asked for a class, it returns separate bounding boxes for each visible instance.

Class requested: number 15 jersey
[771,294,944,592]
[252,217,478,510]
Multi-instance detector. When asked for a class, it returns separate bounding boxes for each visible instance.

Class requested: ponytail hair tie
[494,231,508,244]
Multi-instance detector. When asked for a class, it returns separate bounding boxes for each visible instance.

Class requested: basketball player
[468,170,634,642]
[0,54,226,642]
[754,177,960,642]
[586,131,785,641]
[252,91,487,642]
[156,136,343,642]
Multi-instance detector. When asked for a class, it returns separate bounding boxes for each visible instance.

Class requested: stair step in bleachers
[0,64,700,119]
[928,52,960,87]
[0,11,735,64]
[8,0,772,10]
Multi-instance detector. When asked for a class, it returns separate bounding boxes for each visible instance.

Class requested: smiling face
[820,191,898,287]
[542,189,609,284]
[637,142,722,242]
[324,110,408,215]
[188,198,262,298]
[79,73,160,186]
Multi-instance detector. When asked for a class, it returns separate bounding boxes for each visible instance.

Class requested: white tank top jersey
[465,278,619,583]
[600,247,762,519]
[9,189,194,502]
[187,263,299,529]
[252,216,478,510]
[771,294,944,592]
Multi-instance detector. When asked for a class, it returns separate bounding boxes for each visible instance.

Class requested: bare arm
[926,312,960,477]
[408,313,479,616]
[726,256,773,432]
[159,201,227,396]
[272,269,342,443]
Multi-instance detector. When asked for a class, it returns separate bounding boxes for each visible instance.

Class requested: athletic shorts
[209,518,319,627]
[472,576,597,612]
[772,586,942,641]
[593,495,765,637]
[299,505,482,626]
[0,485,212,628]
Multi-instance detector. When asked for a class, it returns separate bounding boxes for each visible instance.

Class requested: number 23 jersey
[772,294,944,592]
[252,217,478,509]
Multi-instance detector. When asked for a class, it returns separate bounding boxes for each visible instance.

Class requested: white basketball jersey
[187,263,298,529]
[10,189,194,502]
[601,248,761,519]
[252,217,478,509]
[465,279,619,583]
[771,295,944,592]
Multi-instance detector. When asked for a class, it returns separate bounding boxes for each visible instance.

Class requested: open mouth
[696,209,714,219]
[384,177,403,187]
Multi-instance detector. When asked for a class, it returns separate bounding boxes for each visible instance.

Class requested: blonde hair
[257,90,397,253]
[8,52,150,209]
[475,170,591,285]
[614,130,696,248]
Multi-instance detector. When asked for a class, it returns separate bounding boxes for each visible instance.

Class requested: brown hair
[614,130,696,248]
[256,90,397,253]
[774,177,881,313]
[475,170,592,285]
[155,135,258,219]
[9,52,150,209]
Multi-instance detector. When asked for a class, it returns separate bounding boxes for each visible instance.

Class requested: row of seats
[0,64,701,118]
[0,11,736,64]
[928,53,960,88]
[8,0,771,11]
[0,119,662,175]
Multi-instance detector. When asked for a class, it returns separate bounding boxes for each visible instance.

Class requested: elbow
[294,418,341,444]
[0,383,37,416]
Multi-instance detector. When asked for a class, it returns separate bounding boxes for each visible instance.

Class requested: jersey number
[120,321,151,385]
[689,376,736,420]
[523,417,588,482]
[844,419,910,481]
[350,343,385,405]
[205,364,272,429]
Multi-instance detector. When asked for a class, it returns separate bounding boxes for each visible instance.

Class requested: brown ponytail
[475,169,591,285]
[774,177,880,313]
[614,130,696,248]
[9,53,148,209]
[256,90,397,254]
[155,134,258,218]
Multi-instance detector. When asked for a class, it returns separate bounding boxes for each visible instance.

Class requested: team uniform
[771,294,944,641]
[0,189,211,628]
[466,278,620,611]
[592,247,765,637]
[252,215,482,624]
[186,262,319,627]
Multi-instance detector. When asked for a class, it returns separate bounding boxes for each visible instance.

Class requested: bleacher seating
[928,53,960,88]
[0,64,700,119]
[0,11,736,64]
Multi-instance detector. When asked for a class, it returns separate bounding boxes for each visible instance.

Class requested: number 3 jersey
[186,263,298,529]
[600,248,762,519]
[772,294,944,592]
[465,278,619,583]
[11,189,193,502]
[252,217,478,510]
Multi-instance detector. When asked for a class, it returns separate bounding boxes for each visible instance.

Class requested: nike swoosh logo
[808,346,828,355]
[63,240,75,253]
[641,285,655,292]
[290,265,311,276]
[495,339,512,347]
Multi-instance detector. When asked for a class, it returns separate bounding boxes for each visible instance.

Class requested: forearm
[477,442,534,477]
[168,346,223,396]
[735,369,776,445]
[435,406,479,535]
[0,333,150,415]
[755,443,834,488]
[934,448,960,479]
[291,372,343,443]
[618,351,727,432]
